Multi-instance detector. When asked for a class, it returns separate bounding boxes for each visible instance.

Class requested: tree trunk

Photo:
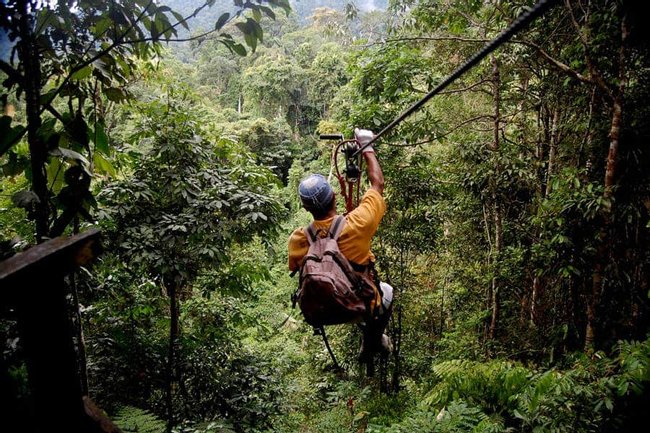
[585,94,623,350]
[166,280,181,433]
[584,13,628,350]
[488,196,502,340]
[18,0,48,242]
[530,108,561,323]
[488,55,502,340]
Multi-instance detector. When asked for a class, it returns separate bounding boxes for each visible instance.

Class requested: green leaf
[71,65,92,81]
[244,32,257,52]
[94,17,112,36]
[2,152,25,177]
[221,39,247,56]
[50,147,90,168]
[104,87,128,102]
[270,0,291,16]
[93,152,115,176]
[353,411,368,422]
[171,11,189,31]
[93,122,109,155]
[215,13,230,30]
[235,21,248,35]
[47,157,64,192]
[232,43,247,55]
[259,6,275,20]
[39,88,59,106]
[0,116,26,157]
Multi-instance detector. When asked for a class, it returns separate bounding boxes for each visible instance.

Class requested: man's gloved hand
[354,128,375,154]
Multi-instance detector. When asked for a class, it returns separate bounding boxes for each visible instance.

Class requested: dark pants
[359,296,393,360]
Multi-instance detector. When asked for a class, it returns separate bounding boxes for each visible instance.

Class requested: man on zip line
[288,128,393,362]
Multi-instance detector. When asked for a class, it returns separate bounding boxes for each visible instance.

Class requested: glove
[354,128,375,153]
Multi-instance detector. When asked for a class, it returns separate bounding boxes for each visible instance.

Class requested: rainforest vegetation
[1,0,649,432]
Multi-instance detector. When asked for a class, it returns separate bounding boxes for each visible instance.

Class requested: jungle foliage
[1,0,649,432]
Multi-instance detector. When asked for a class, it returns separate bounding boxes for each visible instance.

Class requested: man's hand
[354,128,375,153]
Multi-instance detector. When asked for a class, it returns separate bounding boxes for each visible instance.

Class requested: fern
[112,406,166,433]
[615,338,650,396]
[423,359,529,412]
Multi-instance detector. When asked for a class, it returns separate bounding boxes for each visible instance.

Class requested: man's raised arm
[355,128,384,195]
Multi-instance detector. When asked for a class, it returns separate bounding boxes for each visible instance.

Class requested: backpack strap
[304,215,346,245]
[328,215,346,240]
[304,223,318,245]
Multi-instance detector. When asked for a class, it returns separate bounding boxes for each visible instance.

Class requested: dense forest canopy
[1,0,649,432]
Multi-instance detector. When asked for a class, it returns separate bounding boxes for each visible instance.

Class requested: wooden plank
[0,228,101,305]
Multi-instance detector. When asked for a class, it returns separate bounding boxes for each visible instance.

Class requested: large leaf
[0,115,26,157]
[71,65,92,81]
[46,157,65,193]
[50,147,90,168]
[93,122,110,155]
[215,12,231,30]
[93,152,115,176]
[171,11,189,31]
[104,87,129,102]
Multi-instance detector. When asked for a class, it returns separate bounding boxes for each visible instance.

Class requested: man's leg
[359,282,394,361]
[376,282,394,353]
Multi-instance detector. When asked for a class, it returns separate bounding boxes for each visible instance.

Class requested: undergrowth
[277,337,649,433]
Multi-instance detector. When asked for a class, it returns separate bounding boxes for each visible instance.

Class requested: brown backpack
[293,215,381,328]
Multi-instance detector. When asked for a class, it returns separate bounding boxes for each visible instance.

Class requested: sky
[359,0,378,12]
[0,29,10,63]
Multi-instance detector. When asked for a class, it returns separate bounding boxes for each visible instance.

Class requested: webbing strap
[329,215,346,240]
[304,215,346,245]
[305,224,318,245]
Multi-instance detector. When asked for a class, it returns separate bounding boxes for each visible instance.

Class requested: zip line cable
[352,0,560,157]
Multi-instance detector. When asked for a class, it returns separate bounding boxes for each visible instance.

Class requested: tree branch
[44,103,66,125]
[511,38,606,93]
[393,115,494,148]
[564,0,613,98]
[0,59,22,85]
[113,27,223,45]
